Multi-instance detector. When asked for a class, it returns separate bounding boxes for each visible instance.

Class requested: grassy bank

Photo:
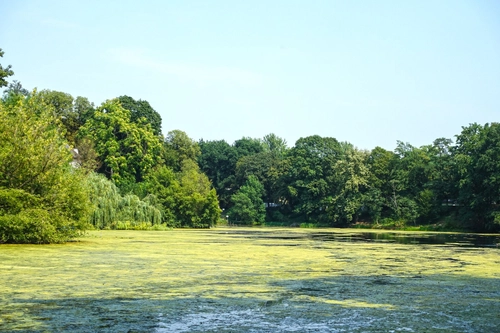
[0,228,499,332]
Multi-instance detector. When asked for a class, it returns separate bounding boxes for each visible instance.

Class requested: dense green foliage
[86,172,162,229]
[0,93,90,243]
[229,175,266,224]
[0,90,222,241]
[0,49,498,243]
[37,89,95,144]
[79,99,163,188]
[0,52,222,242]
[117,95,162,136]
[199,128,500,232]
[454,123,500,231]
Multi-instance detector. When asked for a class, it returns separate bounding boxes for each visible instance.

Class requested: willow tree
[86,172,162,229]
[0,91,91,243]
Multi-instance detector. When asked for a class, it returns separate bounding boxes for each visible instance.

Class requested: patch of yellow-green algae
[0,228,499,332]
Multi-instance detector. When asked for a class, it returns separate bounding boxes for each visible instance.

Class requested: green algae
[0,228,499,332]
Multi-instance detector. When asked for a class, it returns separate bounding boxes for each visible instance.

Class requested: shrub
[0,209,82,244]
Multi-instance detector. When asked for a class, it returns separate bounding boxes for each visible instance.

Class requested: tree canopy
[0,48,14,88]
[117,95,162,136]
[1,50,499,244]
[0,91,90,243]
[78,99,163,188]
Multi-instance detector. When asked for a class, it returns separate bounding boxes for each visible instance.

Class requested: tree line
[0,49,221,243]
[0,48,499,243]
[199,129,500,233]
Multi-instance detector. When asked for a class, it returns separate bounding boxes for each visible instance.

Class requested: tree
[235,151,286,206]
[78,99,163,189]
[0,92,91,243]
[117,95,162,136]
[175,160,221,228]
[2,80,28,98]
[146,161,220,228]
[428,138,455,206]
[86,172,162,229]
[262,133,288,158]
[145,166,180,226]
[365,143,438,225]
[38,89,74,116]
[164,129,201,172]
[234,137,264,158]
[365,146,397,221]
[453,123,500,231]
[233,133,289,208]
[228,175,265,224]
[35,90,95,144]
[327,147,370,226]
[198,139,239,209]
[392,141,445,224]
[73,96,95,126]
[0,48,14,88]
[282,135,343,222]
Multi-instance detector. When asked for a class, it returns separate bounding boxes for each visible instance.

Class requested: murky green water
[1,228,499,332]
[229,229,500,247]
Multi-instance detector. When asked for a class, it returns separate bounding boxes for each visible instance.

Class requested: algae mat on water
[0,228,499,332]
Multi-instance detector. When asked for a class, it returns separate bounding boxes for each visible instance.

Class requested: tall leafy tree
[453,122,500,231]
[35,90,95,144]
[234,137,264,159]
[38,90,74,117]
[365,146,398,221]
[117,95,162,136]
[235,149,288,206]
[164,129,201,172]
[175,160,221,228]
[78,99,163,189]
[198,139,239,209]
[282,135,344,222]
[327,147,370,226]
[228,175,265,224]
[145,166,180,226]
[427,138,455,204]
[262,133,288,158]
[146,161,220,228]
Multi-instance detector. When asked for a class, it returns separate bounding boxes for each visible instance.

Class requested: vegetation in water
[0,228,498,332]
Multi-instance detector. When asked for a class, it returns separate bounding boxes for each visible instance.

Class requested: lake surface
[222,228,500,247]
[0,228,499,332]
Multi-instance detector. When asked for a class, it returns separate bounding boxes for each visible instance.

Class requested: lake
[0,228,499,332]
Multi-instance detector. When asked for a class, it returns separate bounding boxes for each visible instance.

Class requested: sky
[1,0,499,150]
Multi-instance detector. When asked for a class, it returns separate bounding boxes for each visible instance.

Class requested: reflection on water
[225,229,500,248]
[310,232,500,248]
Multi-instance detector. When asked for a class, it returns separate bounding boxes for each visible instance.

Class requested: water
[1,229,499,332]
[310,231,500,247]
[221,228,500,248]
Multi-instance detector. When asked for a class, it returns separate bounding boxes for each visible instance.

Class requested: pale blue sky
[1,0,499,150]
